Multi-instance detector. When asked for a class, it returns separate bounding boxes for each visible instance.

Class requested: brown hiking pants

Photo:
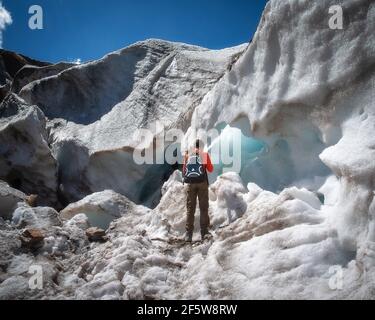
[186,181,210,236]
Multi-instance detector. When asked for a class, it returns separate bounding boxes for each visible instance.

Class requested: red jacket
[183,149,214,175]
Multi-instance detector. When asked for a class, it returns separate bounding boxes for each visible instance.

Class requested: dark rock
[20,228,45,250]
[86,227,107,243]
[25,195,38,208]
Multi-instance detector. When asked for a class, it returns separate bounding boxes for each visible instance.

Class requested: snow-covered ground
[1,172,373,299]
[0,0,375,300]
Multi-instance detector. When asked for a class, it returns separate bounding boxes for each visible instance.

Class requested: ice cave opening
[207,117,332,202]
[207,120,267,186]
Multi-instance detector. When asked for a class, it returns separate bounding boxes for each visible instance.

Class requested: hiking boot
[184,232,193,243]
[201,231,212,241]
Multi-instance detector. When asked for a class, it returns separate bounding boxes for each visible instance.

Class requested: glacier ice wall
[18,40,246,206]
[188,0,375,251]
[0,94,58,206]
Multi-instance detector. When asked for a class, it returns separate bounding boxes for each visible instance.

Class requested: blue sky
[2,0,268,63]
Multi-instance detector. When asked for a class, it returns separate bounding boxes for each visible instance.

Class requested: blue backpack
[184,153,207,184]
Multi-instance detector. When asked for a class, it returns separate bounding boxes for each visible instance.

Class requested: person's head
[195,139,204,150]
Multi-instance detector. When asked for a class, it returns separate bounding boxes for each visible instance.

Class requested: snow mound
[60,190,136,230]
[50,175,360,300]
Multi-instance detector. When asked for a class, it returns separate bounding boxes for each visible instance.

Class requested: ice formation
[0,0,374,300]
[0,94,58,206]
[0,181,26,220]
[18,40,246,206]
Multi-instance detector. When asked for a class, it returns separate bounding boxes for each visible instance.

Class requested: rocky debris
[20,229,45,251]
[86,227,107,243]
[38,215,91,257]
[0,222,22,275]
[0,180,27,220]
[50,214,92,254]
[0,276,30,300]
[0,94,58,207]
[25,194,38,207]
[0,252,64,300]
[12,206,62,230]
[1,213,91,299]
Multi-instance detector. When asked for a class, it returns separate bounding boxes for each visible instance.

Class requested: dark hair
[195,139,204,149]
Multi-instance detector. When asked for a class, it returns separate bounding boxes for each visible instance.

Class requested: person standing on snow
[182,139,214,242]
